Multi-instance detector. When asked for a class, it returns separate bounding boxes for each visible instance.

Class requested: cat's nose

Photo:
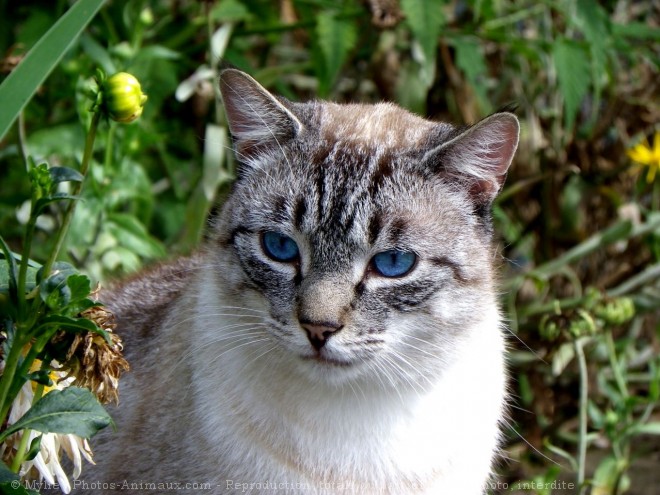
[300,320,344,351]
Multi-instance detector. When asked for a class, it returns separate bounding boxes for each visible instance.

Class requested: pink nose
[300,320,344,351]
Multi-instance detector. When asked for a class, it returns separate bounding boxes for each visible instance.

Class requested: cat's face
[212,69,518,386]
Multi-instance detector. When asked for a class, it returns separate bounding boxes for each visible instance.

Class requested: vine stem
[11,366,47,473]
[16,214,38,318]
[0,331,26,427]
[574,337,589,494]
[40,110,101,281]
[605,331,628,400]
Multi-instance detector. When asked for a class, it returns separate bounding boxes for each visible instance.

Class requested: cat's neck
[175,267,504,494]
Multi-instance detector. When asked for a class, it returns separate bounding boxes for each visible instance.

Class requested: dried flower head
[63,297,129,404]
[1,374,93,494]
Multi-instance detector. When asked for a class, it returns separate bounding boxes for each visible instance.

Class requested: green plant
[0,5,154,491]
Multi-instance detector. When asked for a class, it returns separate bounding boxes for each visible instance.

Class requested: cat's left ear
[423,112,519,205]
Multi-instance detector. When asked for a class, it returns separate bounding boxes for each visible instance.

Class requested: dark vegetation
[1,1,658,493]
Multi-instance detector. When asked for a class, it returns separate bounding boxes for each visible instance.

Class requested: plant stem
[10,361,48,473]
[103,122,116,170]
[11,428,31,473]
[40,111,101,280]
[16,213,39,319]
[0,329,27,427]
[605,330,628,399]
[0,340,44,429]
[574,337,589,494]
[608,262,660,297]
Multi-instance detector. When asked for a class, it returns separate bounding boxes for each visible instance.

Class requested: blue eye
[262,231,300,262]
[371,250,416,277]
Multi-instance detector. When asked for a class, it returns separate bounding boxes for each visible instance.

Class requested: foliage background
[0,0,659,493]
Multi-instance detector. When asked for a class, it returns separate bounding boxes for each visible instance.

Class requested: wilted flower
[2,372,93,494]
[101,72,148,123]
[0,287,128,491]
[627,131,660,183]
[60,290,129,404]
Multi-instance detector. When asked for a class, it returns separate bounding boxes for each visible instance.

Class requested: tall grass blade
[0,0,107,140]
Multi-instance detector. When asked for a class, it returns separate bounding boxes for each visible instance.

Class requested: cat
[78,68,519,494]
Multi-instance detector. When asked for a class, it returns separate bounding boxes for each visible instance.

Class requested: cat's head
[211,69,518,386]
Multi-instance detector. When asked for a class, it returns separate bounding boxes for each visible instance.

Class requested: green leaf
[587,399,604,428]
[39,264,77,310]
[137,45,181,62]
[0,461,19,483]
[0,460,40,493]
[316,11,357,95]
[453,36,491,113]
[574,0,611,129]
[395,58,431,114]
[592,455,630,493]
[49,167,84,184]
[65,297,101,317]
[33,193,79,216]
[106,213,166,259]
[0,387,113,443]
[575,0,611,44]
[27,123,85,161]
[542,441,577,471]
[627,422,660,436]
[0,483,40,495]
[202,124,230,202]
[401,0,444,86]
[613,22,660,41]
[36,261,75,284]
[38,314,109,342]
[600,219,633,244]
[401,0,444,59]
[210,0,252,22]
[0,0,107,140]
[26,370,54,388]
[552,38,591,130]
[37,264,95,315]
[80,32,117,75]
[0,235,19,297]
[25,435,43,462]
[66,274,92,305]
[552,341,575,376]
[454,37,487,85]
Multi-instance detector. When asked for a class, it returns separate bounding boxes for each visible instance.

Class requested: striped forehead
[293,141,388,247]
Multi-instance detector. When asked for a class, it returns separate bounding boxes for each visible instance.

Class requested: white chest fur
[184,269,507,495]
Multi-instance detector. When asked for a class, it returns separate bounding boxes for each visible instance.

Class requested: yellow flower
[627,131,660,183]
[101,72,148,123]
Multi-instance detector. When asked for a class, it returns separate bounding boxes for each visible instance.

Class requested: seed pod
[594,297,636,326]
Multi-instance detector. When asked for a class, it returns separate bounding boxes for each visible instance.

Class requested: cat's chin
[294,352,368,385]
[301,353,356,368]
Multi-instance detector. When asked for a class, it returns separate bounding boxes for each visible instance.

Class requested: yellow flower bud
[101,72,148,123]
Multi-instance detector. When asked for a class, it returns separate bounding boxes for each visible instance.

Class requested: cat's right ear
[422,112,519,207]
[219,69,303,160]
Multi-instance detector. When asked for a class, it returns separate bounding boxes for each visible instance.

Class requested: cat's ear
[423,112,519,205]
[219,69,303,159]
